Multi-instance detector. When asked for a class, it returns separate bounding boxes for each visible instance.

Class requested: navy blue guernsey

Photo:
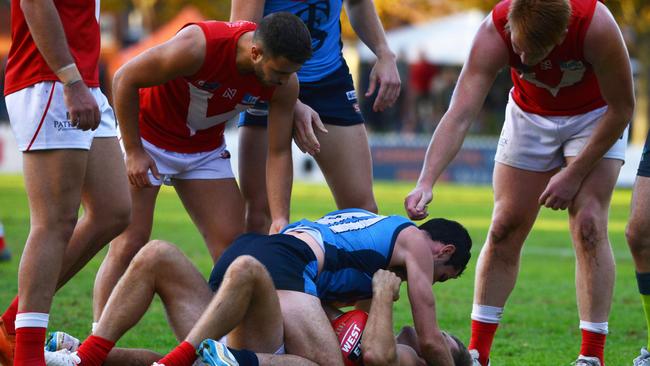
[282,209,414,302]
[263,0,344,82]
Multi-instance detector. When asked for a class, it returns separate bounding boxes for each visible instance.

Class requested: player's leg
[469,163,555,365]
[46,240,213,366]
[238,125,271,233]
[279,290,345,366]
[91,183,160,321]
[313,123,378,213]
[626,137,650,366]
[566,157,621,365]
[174,178,244,262]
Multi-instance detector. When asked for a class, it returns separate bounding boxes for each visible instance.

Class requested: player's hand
[404,185,433,220]
[63,81,100,131]
[372,269,401,301]
[125,148,160,188]
[269,218,289,235]
[292,100,327,155]
[366,53,401,112]
[539,168,583,210]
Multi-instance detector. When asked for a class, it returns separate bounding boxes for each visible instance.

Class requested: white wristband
[55,63,82,86]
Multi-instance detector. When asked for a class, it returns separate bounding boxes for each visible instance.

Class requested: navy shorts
[238,63,364,127]
[208,233,319,296]
[639,131,650,177]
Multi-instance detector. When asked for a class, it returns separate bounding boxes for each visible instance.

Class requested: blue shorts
[639,130,650,177]
[238,63,364,127]
[208,233,319,296]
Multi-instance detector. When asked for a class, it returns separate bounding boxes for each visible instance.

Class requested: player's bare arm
[112,25,206,188]
[396,228,455,366]
[345,0,400,112]
[538,2,635,210]
[21,0,99,130]
[405,14,508,220]
[363,270,402,366]
[267,73,300,233]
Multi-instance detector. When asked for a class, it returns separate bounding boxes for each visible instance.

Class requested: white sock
[471,304,504,324]
[15,312,49,329]
[92,322,99,334]
[579,320,608,334]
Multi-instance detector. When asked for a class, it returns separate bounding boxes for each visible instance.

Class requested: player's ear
[251,44,264,62]
[442,244,456,259]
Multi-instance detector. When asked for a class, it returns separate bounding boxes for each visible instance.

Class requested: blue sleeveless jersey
[282,209,414,302]
[263,0,344,82]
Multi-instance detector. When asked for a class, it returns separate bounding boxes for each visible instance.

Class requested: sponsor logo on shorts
[53,120,77,131]
[346,90,357,101]
[353,103,361,114]
[220,150,231,159]
[241,94,260,106]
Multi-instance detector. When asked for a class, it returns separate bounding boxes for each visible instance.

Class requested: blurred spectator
[409,50,438,131]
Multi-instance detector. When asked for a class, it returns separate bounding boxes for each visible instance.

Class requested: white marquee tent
[357,10,486,65]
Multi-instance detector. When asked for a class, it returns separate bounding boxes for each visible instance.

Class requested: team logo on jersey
[540,60,552,70]
[295,1,331,52]
[346,90,357,101]
[517,59,586,97]
[222,88,238,100]
[241,94,260,106]
[197,80,221,91]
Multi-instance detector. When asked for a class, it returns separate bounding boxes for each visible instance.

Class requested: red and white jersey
[4,0,101,96]
[139,21,276,153]
[492,0,606,116]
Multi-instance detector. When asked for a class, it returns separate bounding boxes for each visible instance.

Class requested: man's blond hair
[507,0,572,51]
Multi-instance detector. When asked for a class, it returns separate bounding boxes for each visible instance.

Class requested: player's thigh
[115,184,161,242]
[23,150,88,223]
[82,137,131,218]
[491,163,555,231]
[224,258,284,353]
[174,178,244,254]
[151,243,214,340]
[313,124,376,211]
[279,290,344,366]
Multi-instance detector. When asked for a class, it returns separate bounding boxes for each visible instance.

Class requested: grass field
[0,174,644,365]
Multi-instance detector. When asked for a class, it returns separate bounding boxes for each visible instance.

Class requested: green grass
[0,175,643,365]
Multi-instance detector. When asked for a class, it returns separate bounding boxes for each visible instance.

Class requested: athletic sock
[157,341,197,366]
[579,323,607,366]
[1,296,19,335]
[469,304,503,366]
[229,347,260,366]
[76,335,115,366]
[14,327,46,365]
[636,272,650,350]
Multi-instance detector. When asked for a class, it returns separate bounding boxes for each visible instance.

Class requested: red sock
[76,335,115,366]
[580,329,606,365]
[157,341,197,366]
[14,327,46,365]
[1,296,19,335]
[469,320,499,366]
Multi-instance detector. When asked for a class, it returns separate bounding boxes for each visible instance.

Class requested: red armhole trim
[26,82,56,151]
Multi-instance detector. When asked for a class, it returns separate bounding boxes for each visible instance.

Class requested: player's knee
[626,218,650,257]
[226,255,265,282]
[363,347,397,366]
[573,209,606,252]
[245,209,270,234]
[34,213,78,243]
[134,240,178,269]
[488,215,522,246]
[107,234,149,264]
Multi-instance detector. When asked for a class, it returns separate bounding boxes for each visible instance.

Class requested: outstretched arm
[345,0,400,112]
[404,14,507,220]
[267,74,300,233]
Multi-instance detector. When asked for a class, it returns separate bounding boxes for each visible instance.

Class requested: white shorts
[6,81,117,151]
[495,96,627,172]
[139,138,234,186]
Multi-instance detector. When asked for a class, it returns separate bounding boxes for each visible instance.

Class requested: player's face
[254,55,301,87]
[433,264,460,283]
[510,30,557,66]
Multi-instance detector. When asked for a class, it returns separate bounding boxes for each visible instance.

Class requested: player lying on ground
[44,208,472,366]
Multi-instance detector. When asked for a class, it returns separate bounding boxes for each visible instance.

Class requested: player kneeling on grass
[44,208,472,366]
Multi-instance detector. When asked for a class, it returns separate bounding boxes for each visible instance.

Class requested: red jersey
[492,0,606,116]
[4,0,101,96]
[139,21,276,153]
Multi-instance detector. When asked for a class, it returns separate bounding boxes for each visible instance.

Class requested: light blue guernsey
[263,0,344,82]
[282,208,414,302]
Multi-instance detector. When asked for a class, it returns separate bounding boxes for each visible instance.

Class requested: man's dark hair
[443,332,473,366]
[253,12,312,65]
[418,218,472,275]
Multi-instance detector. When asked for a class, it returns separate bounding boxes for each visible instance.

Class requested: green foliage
[0,176,642,365]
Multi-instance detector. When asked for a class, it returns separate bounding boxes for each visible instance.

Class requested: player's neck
[235,32,255,74]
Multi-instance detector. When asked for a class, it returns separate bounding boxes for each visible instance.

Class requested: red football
[331,310,368,366]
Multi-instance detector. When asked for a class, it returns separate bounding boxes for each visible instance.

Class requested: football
[331,310,368,366]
